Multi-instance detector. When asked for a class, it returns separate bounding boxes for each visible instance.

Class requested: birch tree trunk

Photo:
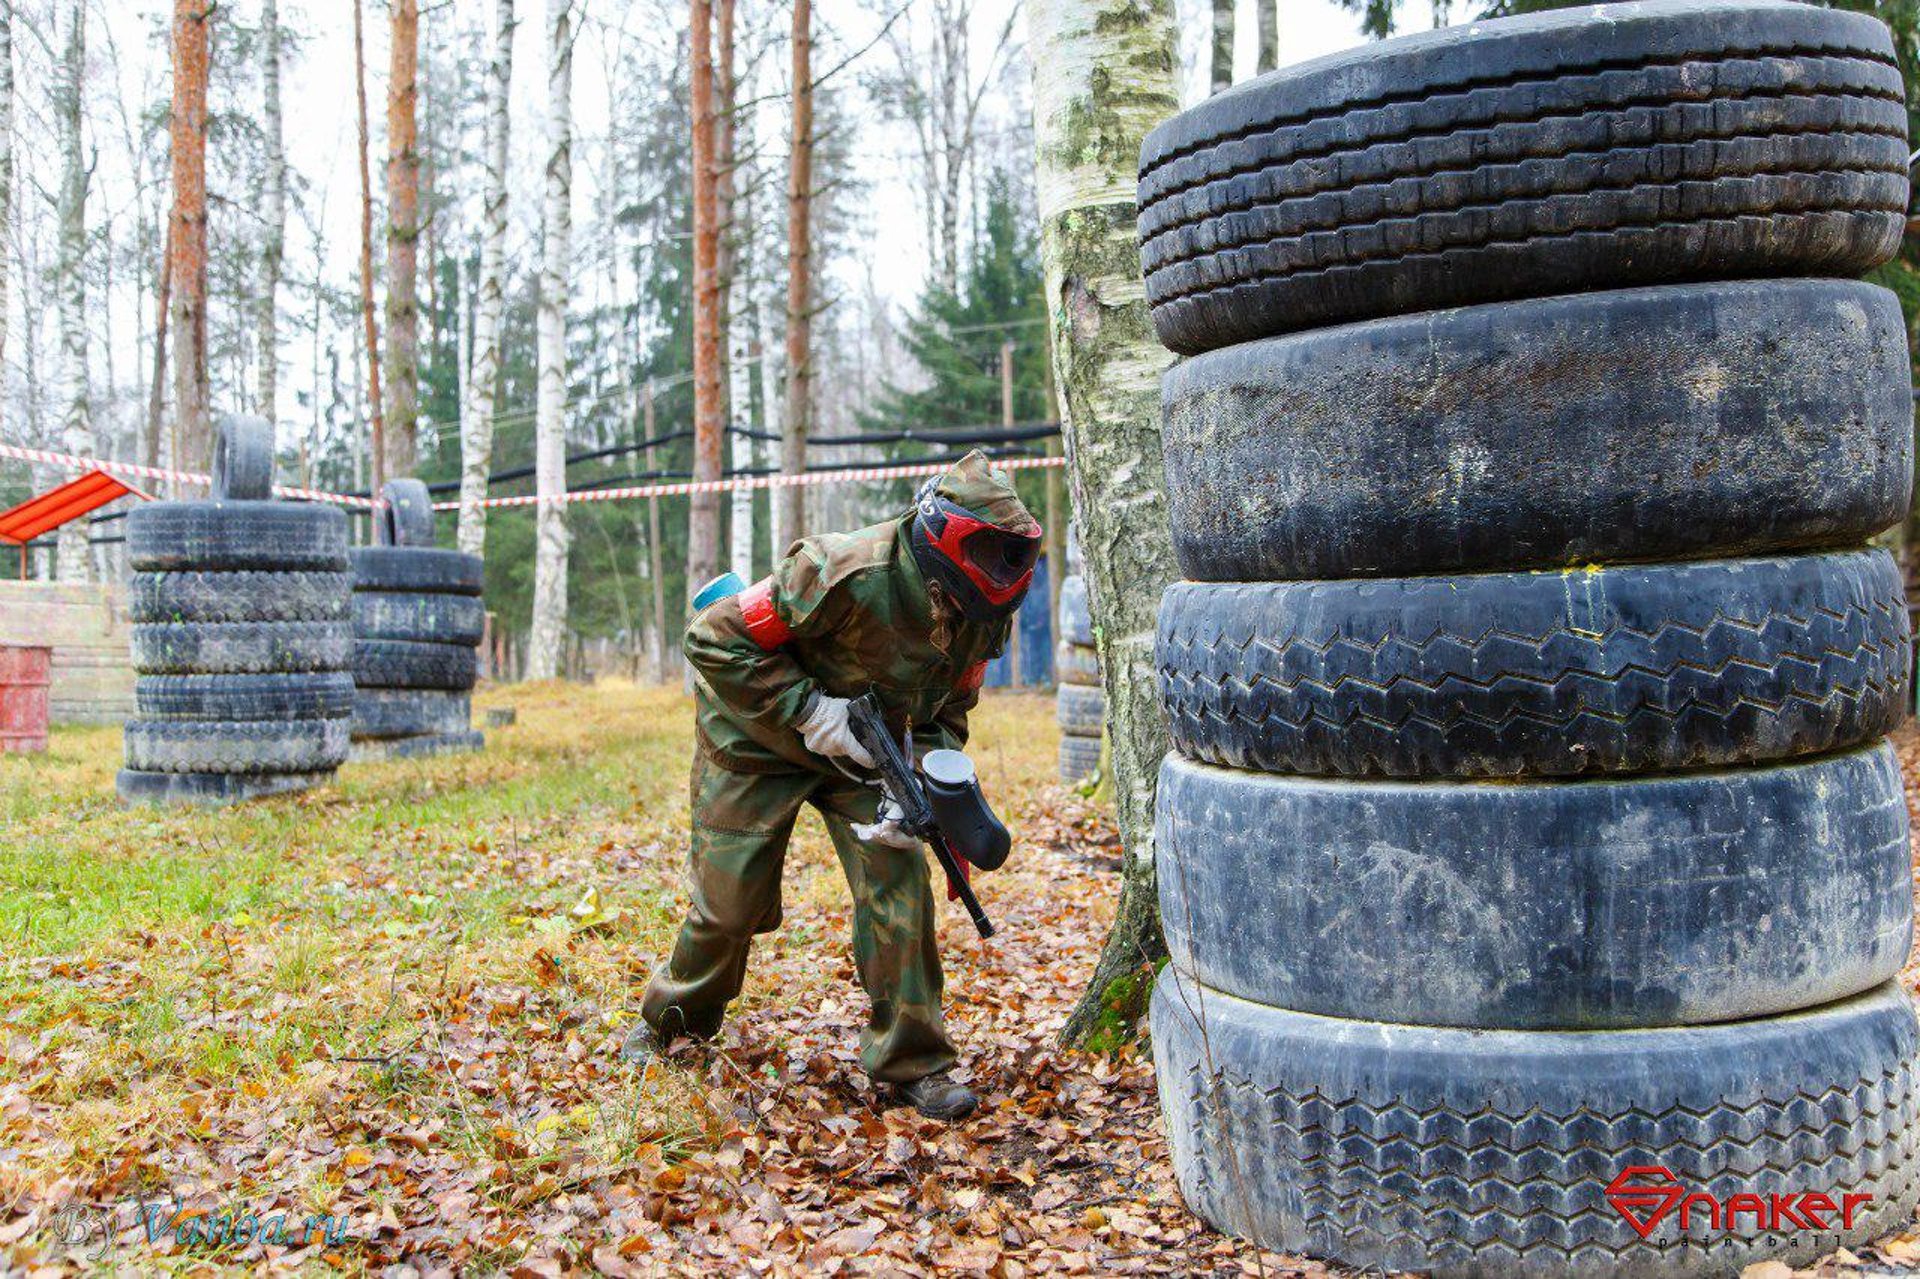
[460,0,514,559]
[0,4,13,435]
[778,0,812,552]
[257,0,285,427]
[1029,0,1179,1046]
[383,0,421,481]
[1256,0,1277,73]
[55,0,89,580]
[688,0,724,596]
[727,185,754,580]
[1210,0,1234,91]
[170,0,211,474]
[528,0,574,681]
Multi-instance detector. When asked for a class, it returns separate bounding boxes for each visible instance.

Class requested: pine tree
[863,172,1045,450]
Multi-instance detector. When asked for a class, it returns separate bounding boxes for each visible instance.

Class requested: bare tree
[1256,0,1277,74]
[1029,0,1180,1044]
[756,289,782,566]
[257,0,286,431]
[1210,0,1233,91]
[688,0,724,594]
[170,0,212,473]
[145,220,171,472]
[460,0,515,559]
[0,4,13,437]
[873,0,1020,295]
[528,0,575,679]
[384,0,421,481]
[778,0,811,551]
[54,0,90,578]
[353,0,386,492]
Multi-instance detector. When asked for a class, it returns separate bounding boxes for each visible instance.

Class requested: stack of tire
[1056,528,1104,782]
[1140,4,1920,1274]
[349,478,484,761]
[120,416,352,806]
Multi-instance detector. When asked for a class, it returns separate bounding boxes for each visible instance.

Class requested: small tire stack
[349,478,484,762]
[1056,527,1104,783]
[1139,4,1920,1275]
[120,416,352,806]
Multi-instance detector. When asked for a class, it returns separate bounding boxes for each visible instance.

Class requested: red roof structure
[0,470,151,575]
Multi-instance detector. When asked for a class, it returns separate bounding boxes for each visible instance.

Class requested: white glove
[853,799,921,851]
[795,694,875,768]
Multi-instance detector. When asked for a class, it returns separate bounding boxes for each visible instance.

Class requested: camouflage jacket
[685,514,1011,774]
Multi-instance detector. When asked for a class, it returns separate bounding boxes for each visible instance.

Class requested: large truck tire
[351,591,487,646]
[1158,550,1909,778]
[1138,2,1907,352]
[1056,683,1107,736]
[352,639,481,691]
[1155,745,1911,1029]
[123,718,351,774]
[131,622,353,676]
[1161,280,1912,581]
[1152,971,1920,1277]
[130,571,351,625]
[135,673,355,723]
[349,547,485,596]
[128,502,349,573]
[115,769,330,807]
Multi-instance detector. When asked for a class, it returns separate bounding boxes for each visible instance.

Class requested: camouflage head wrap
[928,450,1040,534]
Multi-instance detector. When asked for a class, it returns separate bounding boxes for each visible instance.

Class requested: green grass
[0,680,1068,1269]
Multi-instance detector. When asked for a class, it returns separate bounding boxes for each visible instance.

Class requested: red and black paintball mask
[909,452,1043,623]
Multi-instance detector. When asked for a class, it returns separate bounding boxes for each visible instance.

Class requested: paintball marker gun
[846,691,1011,939]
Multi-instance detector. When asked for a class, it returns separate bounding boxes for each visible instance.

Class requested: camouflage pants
[641,751,957,1083]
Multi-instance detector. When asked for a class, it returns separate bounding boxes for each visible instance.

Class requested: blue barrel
[693,572,747,612]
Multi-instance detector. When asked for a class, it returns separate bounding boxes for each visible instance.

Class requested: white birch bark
[1029,0,1181,1042]
[726,183,754,580]
[258,0,285,426]
[54,0,90,581]
[460,0,514,559]
[0,3,14,440]
[528,0,574,680]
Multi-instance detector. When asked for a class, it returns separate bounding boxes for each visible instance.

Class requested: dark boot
[619,1019,671,1065]
[890,1070,978,1120]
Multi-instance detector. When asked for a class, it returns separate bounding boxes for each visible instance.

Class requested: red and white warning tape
[437,454,1066,511]
[0,439,1064,512]
[0,441,375,506]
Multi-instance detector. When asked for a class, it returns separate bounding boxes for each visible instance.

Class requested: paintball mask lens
[962,523,1042,591]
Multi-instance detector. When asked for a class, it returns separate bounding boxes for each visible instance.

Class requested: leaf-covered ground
[3,686,1920,1276]
[0,684,1265,1276]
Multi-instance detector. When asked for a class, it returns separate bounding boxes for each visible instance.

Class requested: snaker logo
[1604,1166,1873,1239]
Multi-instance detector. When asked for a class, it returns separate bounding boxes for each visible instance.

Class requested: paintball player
[622,450,1042,1120]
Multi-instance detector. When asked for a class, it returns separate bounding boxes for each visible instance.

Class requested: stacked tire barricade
[1056,529,1105,782]
[120,417,352,806]
[350,479,485,761]
[1140,3,1920,1274]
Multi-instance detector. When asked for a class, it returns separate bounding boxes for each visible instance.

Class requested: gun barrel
[847,692,995,939]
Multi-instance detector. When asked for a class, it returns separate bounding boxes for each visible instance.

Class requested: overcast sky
[93,0,1435,303]
[47,0,1439,456]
